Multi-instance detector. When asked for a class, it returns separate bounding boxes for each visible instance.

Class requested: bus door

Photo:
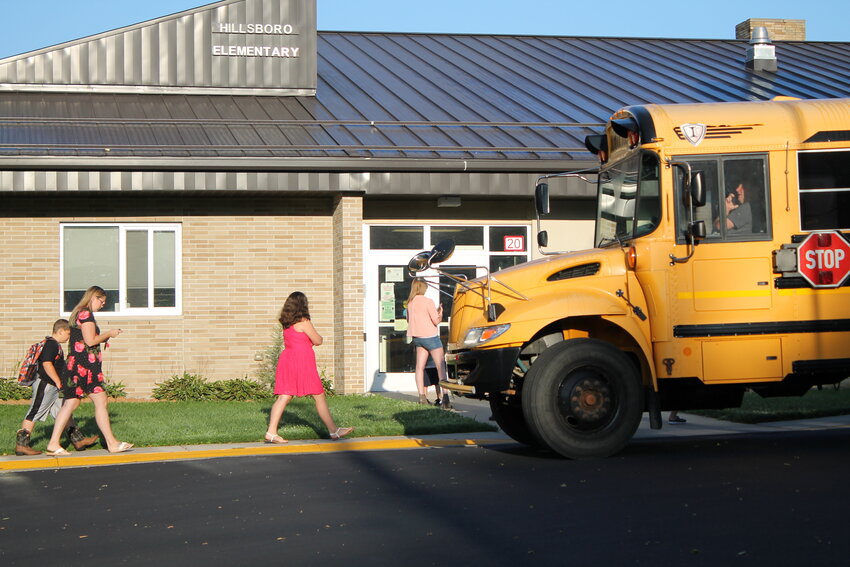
[670,154,783,383]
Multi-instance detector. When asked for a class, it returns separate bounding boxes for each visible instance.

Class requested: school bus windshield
[595,151,661,247]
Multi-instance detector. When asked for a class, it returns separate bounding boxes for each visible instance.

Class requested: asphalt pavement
[2,392,849,473]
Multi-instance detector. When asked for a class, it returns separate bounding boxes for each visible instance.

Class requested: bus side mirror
[429,239,455,264]
[537,230,549,247]
[691,171,706,207]
[535,182,550,215]
[690,220,706,240]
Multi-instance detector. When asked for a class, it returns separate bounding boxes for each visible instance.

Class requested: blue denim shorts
[412,335,443,351]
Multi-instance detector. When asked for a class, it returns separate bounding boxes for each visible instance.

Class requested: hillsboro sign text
[212,20,303,59]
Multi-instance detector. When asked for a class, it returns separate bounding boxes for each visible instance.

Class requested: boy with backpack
[14,319,100,456]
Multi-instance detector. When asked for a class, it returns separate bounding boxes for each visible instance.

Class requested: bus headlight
[463,324,511,347]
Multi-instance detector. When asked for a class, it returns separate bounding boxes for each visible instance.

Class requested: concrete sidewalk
[2,392,848,473]
[384,390,850,438]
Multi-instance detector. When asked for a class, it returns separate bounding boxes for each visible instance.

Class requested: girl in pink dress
[264,292,353,443]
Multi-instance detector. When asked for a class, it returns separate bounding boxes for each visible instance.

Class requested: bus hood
[447,247,631,347]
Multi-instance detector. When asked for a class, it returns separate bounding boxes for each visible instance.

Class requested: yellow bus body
[442,98,850,456]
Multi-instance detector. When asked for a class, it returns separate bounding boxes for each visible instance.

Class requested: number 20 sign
[504,235,525,252]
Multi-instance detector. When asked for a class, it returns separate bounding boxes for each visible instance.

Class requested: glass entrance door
[366,260,475,392]
[363,224,531,392]
[377,263,414,375]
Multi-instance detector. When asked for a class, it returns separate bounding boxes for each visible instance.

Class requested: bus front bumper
[442,346,521,397]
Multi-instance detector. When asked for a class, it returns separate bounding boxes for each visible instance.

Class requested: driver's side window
[676,155,770,243]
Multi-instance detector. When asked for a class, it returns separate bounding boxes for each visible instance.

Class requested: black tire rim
[556,368,617,433]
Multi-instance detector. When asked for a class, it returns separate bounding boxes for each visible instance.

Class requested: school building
[1,0,849,396]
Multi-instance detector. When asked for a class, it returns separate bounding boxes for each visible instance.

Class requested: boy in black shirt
[14,319,99,456]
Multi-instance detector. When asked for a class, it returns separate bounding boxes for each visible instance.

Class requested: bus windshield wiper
[598,233,628,248]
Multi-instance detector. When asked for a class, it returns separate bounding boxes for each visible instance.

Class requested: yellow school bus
[419,97,850,458]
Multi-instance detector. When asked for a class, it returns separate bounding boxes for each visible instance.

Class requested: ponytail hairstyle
[278,291,311,329]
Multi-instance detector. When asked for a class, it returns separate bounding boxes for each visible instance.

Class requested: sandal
[45,447,71,456]
[264,433,288,444]
[330,427,354,440]
[108,441,134,453]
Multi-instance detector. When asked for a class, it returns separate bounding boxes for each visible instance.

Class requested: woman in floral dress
[45,286,132,455]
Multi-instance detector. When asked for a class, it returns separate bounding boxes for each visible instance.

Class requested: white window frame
[60,223,182,317]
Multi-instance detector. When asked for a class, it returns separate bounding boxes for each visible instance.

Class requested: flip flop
[45,447,71,456]
[330,427,354,440]
[264,433,288,444]
[109,442,134,453]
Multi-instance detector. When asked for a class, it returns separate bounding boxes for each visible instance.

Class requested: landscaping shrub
[152,373,213,401]
[0,376,125,400]
[104,379,128,399]
[255,325,283,387]
[319,368,336,397]
[210,378,273,401]
[152,373,273,401]
[0,377,31,400]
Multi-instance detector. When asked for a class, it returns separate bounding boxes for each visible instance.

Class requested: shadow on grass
[258,401,330,439]
[392,408,497,436]
[26,414,101,449]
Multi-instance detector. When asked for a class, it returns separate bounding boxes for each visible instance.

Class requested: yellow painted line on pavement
[0,437,501,473]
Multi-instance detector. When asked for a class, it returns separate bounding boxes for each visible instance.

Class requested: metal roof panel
[0,33,849,163]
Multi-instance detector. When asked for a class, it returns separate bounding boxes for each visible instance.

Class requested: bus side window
[799,150,850,230]
[722,158,770,238]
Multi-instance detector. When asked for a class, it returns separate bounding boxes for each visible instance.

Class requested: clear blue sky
[0,0,846,59]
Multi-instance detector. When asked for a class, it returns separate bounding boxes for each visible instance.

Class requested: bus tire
[489,397,541,447]
[521,338,643,459]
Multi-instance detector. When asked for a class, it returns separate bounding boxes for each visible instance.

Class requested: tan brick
[0,197,365,397]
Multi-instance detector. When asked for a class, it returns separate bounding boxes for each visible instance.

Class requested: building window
[370,226,424,249]
[61,223,181,315]
[488,226,528,272]
[431,226,483,248]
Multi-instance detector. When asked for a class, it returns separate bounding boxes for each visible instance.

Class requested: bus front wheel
[521,338,643,459]
[489,396,540,447]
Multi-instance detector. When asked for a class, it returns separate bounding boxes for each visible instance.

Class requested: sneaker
[668,416,687,424]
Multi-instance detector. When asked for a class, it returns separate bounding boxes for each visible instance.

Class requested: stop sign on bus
[797,231,850,288]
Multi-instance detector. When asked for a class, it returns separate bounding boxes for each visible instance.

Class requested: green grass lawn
[0,395,496,456]
[687,387,850,424]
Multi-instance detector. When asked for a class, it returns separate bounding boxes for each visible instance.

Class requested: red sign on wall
[797,231,850,288]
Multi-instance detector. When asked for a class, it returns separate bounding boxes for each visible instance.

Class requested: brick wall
[735,19,806,41]
[332,194,364,394]
[0,193,347,398]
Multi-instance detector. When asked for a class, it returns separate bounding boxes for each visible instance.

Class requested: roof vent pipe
[746,26,777,72]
